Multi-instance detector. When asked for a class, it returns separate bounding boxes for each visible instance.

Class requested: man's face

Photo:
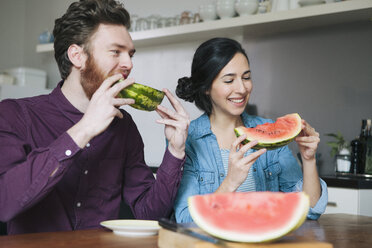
[80,24,135,99]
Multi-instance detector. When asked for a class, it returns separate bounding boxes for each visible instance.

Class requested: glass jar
[335,154,351,173]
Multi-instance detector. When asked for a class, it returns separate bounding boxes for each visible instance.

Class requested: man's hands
[67,74,135,148]
[155,89,190,159]
[67,75,190,159]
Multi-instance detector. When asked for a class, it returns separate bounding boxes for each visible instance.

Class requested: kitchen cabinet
[322,175,372,217]
[36,0,372,52]
[0,84,51,100]
[325,187,372,216]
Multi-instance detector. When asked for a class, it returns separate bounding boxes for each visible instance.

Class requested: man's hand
[67,74,135,148]
[155,89,190,159]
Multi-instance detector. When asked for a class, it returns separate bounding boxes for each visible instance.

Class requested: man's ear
[67,44,86,69]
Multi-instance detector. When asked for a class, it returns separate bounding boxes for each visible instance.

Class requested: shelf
[36,0,372,53]
[36,43,53,53]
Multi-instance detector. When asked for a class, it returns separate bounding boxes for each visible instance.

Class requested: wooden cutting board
[157,228,333,248]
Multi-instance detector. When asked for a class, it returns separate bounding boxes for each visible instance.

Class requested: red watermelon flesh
[234,113,302,150]
[188,192,309,243]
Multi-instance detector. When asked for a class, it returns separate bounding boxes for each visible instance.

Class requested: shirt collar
[49,80,84,123]
[192,112,257,139]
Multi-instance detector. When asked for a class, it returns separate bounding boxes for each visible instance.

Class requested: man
[0,0,189,235]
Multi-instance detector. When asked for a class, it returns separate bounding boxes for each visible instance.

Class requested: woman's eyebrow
[221,73,236,78]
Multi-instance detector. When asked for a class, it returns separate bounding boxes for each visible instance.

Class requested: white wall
[0,0,26,70]
[244,22,372,174]
[122,41,203,166]
[0,0,371,174]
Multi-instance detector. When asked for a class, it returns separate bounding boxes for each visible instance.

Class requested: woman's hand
[296,120,322,207]
[218,134,266,192]
[155,89,190,159]
[295,120,320,162]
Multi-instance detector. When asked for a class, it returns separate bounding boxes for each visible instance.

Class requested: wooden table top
[0,214,371,248]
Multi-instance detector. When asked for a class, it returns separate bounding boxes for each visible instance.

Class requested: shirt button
[220,173,224,177]
[84,170,88,175]
[253,168,256,172]
[76,202,81,208]
[65,150,72,156]
[86,143,90,148]
[269,172,272,176]
[180,167,184,171]
[200,177,204,182]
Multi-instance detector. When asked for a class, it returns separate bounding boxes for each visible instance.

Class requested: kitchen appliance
[5,67,47,89]
[0,84,51,101]
[0,73,15,85]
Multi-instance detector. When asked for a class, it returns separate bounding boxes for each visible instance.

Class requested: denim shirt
[174,112,328,223]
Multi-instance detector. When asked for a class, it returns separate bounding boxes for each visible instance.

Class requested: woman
[174,38,327,223]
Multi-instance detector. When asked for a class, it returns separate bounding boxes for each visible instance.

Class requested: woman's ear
[67,44,86,69]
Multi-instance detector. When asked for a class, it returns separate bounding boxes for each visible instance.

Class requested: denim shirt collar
[191,112,257,139]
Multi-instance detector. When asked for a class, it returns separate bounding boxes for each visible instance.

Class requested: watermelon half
[117,80,165,111]
[234,113,302,150]
[188,192,309,243]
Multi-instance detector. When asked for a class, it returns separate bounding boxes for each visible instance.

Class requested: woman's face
[208,52,252,118]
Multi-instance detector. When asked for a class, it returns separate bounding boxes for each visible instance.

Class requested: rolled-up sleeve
[294,178,328,220]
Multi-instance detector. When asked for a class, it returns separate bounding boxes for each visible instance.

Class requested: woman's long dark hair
[176,37,249,115]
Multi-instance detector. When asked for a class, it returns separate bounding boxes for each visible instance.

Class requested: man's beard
[80,53,107,100]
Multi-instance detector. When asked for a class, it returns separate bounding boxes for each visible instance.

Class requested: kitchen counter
[321,174,372,189]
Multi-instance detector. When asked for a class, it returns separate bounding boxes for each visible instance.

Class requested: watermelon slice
[188,192,309,243]
[234,113,302,150]
[117,80,165,111]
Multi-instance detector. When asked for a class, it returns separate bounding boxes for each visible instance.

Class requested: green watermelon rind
[117,82,165,111]
[188,192,310,243]
[234,113,302,150]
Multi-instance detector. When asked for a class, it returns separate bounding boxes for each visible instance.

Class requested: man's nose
[119,53,133,70]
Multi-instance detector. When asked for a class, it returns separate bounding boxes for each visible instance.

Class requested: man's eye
[243,77,251,81]
[111,50,120,55]
[224,79,233,84]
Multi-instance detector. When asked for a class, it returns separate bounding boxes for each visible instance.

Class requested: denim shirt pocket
[198,171,215,193]
[263,162,281,191]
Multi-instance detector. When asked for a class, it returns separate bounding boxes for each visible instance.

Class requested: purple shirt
[0,83,184,235]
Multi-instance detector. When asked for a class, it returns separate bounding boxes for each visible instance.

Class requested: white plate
[100,219,160,237]
[298,0,326,7]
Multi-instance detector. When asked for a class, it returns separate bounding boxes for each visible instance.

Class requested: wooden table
[0,214,371,248]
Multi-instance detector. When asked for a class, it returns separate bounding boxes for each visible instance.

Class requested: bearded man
[0,0,189,235]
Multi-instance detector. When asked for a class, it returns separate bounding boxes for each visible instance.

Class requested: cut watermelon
[188,192,309,243]
[234,113,302,150]
[117,80,165,111]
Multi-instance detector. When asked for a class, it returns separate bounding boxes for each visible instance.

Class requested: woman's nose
[234,79,247,93]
